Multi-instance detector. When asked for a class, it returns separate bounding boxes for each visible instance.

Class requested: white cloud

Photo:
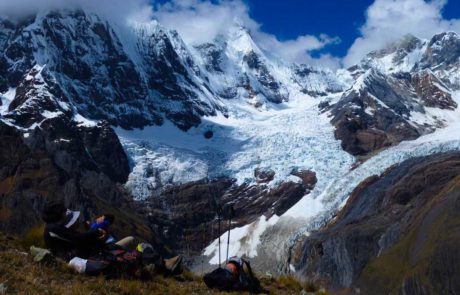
[344,0,460,66]
[0,0,153,23]
[152,0,258,45]
[152,0,339,67]
[9,0,459,70]
[254,32,341,67]
[0,0,340,67]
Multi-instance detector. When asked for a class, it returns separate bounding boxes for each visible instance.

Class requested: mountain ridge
[1,7,460,292]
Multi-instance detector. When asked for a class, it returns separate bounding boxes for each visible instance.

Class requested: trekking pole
[201,222,205,276]
[207,174,222,268]
[223,204,235,263]
[226,216,231,263]
[218,211,221,267]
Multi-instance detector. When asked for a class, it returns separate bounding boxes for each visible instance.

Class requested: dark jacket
[44,222,105,261]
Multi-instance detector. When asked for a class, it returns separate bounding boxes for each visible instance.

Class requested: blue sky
[1,0,458,67]
[245,0,375,58]
[444,0,460,19]
[150,0,460,67]
[245,0,460,58]
[152,0,375,57]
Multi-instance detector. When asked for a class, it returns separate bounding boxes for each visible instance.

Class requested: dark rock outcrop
[291,152,460,294]
[290,169,317,189]
[140,177,314,256]
[0,119,166,254]
[411,71,457,110]
[330,70,424,156]
[254,167,275,183]
[80,122,130,183]
[331,86,421,156]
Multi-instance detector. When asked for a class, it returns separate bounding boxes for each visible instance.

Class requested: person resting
[42,202,181,276]
[42,202,107,262]
[88,214,116,244]
[87,213,135,249]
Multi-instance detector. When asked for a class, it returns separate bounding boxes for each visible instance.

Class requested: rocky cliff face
[1,6,460,289]
[291,152,460,294]
[0,10,223,131]
[138,171,316,257]
[329,33,460,156]
[0,117,167,254]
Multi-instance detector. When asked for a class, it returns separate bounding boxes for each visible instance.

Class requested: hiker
[88,213,114,233]
[88,214,117,245]
[41,202,182,276]
[42,203,107,261]
[87,213,136,249]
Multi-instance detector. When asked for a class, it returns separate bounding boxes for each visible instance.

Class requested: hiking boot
[164,255,182,274]
[30,246,55,265]
[140,264,156,280]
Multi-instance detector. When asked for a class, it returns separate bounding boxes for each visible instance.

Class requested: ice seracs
[201,33,460,268]
[2,7,460,274]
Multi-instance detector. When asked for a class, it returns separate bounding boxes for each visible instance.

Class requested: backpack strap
[49,231,71,242]
[234,259,249,287]
[241,258,255,277]
[241,258,261,292]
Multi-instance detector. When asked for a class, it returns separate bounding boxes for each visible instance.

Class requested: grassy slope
[0,234,327,295]
[357,175,460,294]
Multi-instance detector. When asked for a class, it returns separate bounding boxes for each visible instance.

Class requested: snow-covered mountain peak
[354,31,460,79]
[357,35,425,74]
[373,34,422,57]
[422,31,460,69]
[4,7,460,277]
[130,19,163,38]
[225,24,260,55]
[428,31,460,47]
[0,8,228,131]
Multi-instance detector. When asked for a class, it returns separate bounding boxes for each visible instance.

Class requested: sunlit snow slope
[2,8,460,272]
[203,91,460,267]
[118,92,354,201]
[115,31,460,269]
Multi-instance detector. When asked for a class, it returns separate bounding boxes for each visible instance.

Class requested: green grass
[20,224,46,249]
[358,181,460,295]
[0,233,328,295]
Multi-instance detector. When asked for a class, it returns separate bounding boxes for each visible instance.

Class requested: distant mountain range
[1,8,460,294]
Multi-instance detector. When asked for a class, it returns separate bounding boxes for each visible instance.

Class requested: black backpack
[204,257,262,293]
[83,248,142,278]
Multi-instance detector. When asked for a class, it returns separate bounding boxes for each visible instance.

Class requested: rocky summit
[1,5,460,294]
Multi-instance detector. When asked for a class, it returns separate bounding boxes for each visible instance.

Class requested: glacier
[2,8,460,273]
[112,26,460,269]
[117,91,355,201]
[203,91,460,266]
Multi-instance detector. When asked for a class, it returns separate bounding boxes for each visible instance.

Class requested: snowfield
[117,92,354,201]
[118,74,460,268]
[118,88,460,266]
[203,91,460,266]
[117,90,356,265]
[2,8,460,274]
[0,88,15,115]
[204,215,280,265]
